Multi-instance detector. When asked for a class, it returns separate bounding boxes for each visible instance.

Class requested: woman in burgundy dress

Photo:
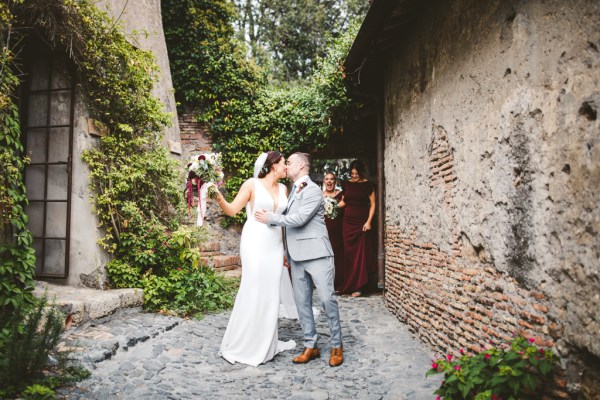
[339,160,375,297]
[323,172,345,292]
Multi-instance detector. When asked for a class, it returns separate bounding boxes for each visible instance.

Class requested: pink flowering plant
[427,336,558,399]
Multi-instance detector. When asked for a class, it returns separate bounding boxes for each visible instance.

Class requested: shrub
[427,336,559,400]
[0,294,91,398]
[170,266,236,316]
[139,263,237,317]
[0,295,64,397]
[106,214,236,317]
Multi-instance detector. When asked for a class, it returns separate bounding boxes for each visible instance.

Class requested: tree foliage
[234,0,369,81]
[161,0,263,120]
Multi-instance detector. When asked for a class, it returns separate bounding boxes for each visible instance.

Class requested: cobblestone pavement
[57,293,442,399]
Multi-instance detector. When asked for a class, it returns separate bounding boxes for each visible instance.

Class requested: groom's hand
[254,209,269,224]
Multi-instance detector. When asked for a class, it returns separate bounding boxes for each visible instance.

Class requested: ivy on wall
[1,0,235,317]
[15,0,181,248]
[0,0,37,331]
[163,0,359,225]
[161,0,262,122]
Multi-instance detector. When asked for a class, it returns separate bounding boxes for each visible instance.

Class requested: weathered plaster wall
[68,90,111,287]
[99,0,181,153]
[383,0,599,396]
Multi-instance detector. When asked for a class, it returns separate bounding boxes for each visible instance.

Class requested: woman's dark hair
[258,151,283,178]
[349,159,365,178]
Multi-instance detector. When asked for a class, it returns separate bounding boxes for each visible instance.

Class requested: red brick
[532,303,549,313]
[530,291,546,300]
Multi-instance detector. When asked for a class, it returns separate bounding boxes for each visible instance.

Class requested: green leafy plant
[0,295,65,397]
[209,22,360,226]
[0,0,37,348]
[161,0,262,121]
[106,209,235,317]
[426,336,559,399]
[170,266,237,316]
[22,384,55,400]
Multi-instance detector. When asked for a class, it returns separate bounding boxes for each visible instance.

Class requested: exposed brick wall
[386,125,558,353]
[384,125,568,397]
[384,227,569,398]
[179,113,212,160]
[384,229,556,348]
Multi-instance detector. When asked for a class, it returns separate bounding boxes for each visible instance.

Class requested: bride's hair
[257,151,283,178]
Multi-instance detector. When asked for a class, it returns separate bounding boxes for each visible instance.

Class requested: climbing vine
[1,0,235,319]
[0,0,37,331]
[161,0,262,121]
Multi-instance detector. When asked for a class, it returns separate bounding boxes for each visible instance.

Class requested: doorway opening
[21,37,75,279]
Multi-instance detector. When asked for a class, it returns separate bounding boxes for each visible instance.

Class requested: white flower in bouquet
[324,196,340,219]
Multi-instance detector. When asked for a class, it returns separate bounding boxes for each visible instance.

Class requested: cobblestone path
[57,294,442,399]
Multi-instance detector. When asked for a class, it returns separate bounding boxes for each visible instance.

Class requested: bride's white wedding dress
[220,179,296,366]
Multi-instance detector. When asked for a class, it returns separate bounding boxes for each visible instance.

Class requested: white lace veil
[253,152,268,178]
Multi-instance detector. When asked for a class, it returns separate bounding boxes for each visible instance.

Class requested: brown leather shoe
[329,347,344,367]
[293,347,320,364]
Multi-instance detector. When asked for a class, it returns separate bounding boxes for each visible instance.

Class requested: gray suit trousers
[288,253,342,348]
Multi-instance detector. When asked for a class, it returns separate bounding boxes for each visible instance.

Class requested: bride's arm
[213,179,252,217]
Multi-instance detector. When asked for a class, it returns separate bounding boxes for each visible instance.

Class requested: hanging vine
[0,0,37,330]
[1,0,235,318]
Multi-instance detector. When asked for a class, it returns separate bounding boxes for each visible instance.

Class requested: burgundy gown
[339,181,375,294]
[324,191,344,291]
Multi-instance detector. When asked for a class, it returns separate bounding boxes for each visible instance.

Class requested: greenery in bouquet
[324,196,340,219]
[186,153,224,200]
[426,335,559,399]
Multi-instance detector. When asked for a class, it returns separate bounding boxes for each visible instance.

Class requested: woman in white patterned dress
[209,151,296,366]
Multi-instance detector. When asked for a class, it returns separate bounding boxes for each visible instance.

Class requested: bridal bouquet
[324,196,340,219]
[186,153,224,226]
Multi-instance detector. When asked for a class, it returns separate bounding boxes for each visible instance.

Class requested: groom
[255,152,343,367]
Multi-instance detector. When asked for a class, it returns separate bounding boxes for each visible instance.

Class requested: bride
[209,151,297,366]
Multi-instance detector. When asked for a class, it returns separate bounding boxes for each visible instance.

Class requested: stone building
[345,0,599,397]
[19,0,181,287]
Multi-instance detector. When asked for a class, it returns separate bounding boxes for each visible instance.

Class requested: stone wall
[382,0,599,396]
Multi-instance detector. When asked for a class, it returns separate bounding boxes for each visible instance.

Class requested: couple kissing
[209,151,343,368]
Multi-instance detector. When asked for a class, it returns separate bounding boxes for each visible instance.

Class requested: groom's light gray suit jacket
[267,178,333,262]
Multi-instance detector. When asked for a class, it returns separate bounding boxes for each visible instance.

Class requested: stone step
[34,281,143,328]
[199,250,221,257]
[199,241,221,253]
[199,254,241,270]
[222,268,242,279]
[57,309,181,368]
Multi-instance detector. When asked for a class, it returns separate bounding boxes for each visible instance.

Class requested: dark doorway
[21,38,75,279]
[313,111,383,291]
